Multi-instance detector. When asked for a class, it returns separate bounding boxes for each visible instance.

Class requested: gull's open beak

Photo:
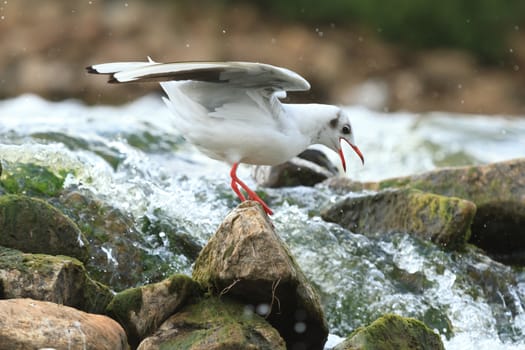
[339,137,364,172]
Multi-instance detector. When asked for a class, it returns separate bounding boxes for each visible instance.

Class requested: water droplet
[222,29,226,34]
[465,18,471,24]
[0,15,4,20]
[515,25,520,31]
[271,38,276,44]
[318,31,324,37]
[509,48,514,53]
[358,36,364,42]
[124,2,128,7]
[185,43,190,48]
[294,322,307,333]
[460,99,465,104]
[457,83,463,89]
[514,65,520,71]
[256,303,270,315]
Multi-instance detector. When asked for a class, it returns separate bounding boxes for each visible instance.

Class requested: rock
[56,190,170,291]
[106,274,202,348]
[321,188,476,250]
[137,297,285,350]
[0,298,129,350]
[0,194,89,262]
[252,149,338,188]
[0,161,66,197]
[333,314,444,350]
[326,158,525,262]
[0,247,112,314]
[192,201,328,350]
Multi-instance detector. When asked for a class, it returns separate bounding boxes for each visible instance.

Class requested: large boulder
[0,298,129,350]
[0,194,89,262]
[333,314,444,350]
[326,158,525,262]
[106,274,202,348]
[192,201,328,350]
[0,247,112,314]
[137,297,286,350]
[321,188,476,250]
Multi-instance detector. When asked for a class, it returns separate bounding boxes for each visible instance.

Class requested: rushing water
[1,94,525,349]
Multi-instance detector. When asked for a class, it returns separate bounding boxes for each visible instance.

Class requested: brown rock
[106,274,202,348]
[192,201,328,350]
[0,247,112,314]
[0,298,129,350]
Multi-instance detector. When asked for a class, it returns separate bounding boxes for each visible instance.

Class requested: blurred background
[1,0,525,115]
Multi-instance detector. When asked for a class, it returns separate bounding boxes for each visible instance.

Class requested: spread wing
[87,59,311,127]
[87,58,310,92]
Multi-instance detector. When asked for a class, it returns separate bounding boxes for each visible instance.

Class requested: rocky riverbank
[1,152,524,348]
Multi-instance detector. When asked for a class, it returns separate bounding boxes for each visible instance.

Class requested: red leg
[230,163,246,201]
[229,163,273,215]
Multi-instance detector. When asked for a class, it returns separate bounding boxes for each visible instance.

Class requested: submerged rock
[327,158,525,263]
[0,298,129,350]
[252,149,338,188]
[333,314,444,350]
[137,297,285,350]
[0,247,112,314]
[106,274,202,348]
[192,201,328,350]
[0,161,67,197]
[321,188,476,250]
[0,194,89,262]
[57,190,171,291]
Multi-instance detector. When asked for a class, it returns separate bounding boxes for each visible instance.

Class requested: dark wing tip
[85,66,99,74]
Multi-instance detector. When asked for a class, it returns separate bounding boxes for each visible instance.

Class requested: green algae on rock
[0,194,89,262]
[0,161,68,197]
[106,274,202,348]
[0,246,112,314]
[321,188,476,251]
[325,158,525,263]
[137,297,285,350]
[333,314,444,350]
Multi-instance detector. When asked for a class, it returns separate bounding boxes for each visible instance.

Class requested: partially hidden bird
[87,58,364,215]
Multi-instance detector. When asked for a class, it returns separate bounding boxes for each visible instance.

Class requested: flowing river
[1,94,524,349]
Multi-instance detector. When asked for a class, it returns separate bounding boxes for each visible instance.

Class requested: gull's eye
[342,124,351,135]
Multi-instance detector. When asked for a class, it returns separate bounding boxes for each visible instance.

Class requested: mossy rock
[321,188,476,251]
[192,201,328,350]
[137,297,286,350]
[325,158,525,263]
[0,246,112,313]
[333,314,444,350]
[0,161,67,197]
[0,194,89,262]
[106,274,203,348]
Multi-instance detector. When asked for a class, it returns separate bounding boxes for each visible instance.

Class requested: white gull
[87,58,364,215]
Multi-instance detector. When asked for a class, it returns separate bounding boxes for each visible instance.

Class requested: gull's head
[322,108,364,172]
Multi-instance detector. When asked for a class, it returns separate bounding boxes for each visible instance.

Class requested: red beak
[339,137,364,172]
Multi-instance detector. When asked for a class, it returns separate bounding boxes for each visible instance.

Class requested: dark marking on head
[329,117,339,129]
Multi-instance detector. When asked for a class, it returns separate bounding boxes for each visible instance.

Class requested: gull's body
[87,59,364,214]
